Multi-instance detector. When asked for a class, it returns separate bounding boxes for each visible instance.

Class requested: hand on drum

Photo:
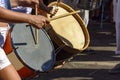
[29,15,50,29]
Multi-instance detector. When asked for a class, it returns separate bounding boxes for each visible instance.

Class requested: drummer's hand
[29,15,50,29]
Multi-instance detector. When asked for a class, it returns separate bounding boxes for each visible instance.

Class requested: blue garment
[0,0,11,9]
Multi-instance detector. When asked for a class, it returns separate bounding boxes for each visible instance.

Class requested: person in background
[62,0,89,27]
[0,0,56,79]
[62,0,96,54]
[109,0,120,74]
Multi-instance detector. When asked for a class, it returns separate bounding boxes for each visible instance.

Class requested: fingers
[30,14,50,29]
[33,0,39,4]
[42,18,50,27]
[36,17,50,29]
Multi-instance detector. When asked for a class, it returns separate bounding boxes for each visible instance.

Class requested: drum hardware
[50,0,62,17]
[29,25,36,44]
[52,60,65,70]
[55,44,65,54]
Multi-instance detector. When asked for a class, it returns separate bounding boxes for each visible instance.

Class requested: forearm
[0,7,30,23]
[10,0,38,8]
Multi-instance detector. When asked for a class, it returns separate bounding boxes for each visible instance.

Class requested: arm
[0,7,29,23]
[10,0,39,8]
[0,7,50,29]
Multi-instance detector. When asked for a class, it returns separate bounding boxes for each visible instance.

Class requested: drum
[3,30,13,54]
[46,2,90,53]
[9,23,55,78]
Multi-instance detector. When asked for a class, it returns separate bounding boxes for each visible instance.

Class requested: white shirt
[0,0,6,8]
[12,6,32,14]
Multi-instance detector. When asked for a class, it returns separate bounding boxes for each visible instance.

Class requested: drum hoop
[48,2,90,52]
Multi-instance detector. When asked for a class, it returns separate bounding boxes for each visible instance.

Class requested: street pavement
[27,20,120,80]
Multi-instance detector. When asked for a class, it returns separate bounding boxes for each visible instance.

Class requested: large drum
[6,23,56,79]
[4,23,83,79]
[46,2,90,53]
[4,23,81,79]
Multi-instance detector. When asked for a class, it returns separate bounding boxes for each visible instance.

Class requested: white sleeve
[0,0,6,8]
[12,6,32,14]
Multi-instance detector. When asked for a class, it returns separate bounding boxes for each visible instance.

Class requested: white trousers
[0,26,11,70]
[113,0,120,54]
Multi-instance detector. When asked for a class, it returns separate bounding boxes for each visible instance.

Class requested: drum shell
[3,30,13,54]
[7,52,39,78]
[3,30,36,78]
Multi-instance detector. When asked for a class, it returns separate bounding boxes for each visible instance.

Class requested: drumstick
[56,0,62,6]
[35,4,38,45]
[50,10,80,21]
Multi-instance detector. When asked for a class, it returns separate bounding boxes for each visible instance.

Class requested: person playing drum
[0,0,57,80]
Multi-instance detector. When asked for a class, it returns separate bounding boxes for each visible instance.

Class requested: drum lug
[55,44,65,54]
[26,24,31,27]
[14,47,19,50]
